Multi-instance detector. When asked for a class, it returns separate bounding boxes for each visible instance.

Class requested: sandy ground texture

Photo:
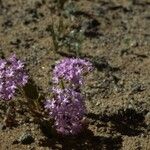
[0,0,150,150]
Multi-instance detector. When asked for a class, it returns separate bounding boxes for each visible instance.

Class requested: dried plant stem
[51,19,59,52]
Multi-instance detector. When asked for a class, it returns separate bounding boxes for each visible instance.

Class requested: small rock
[18,132,34,144]
[55,143,62,149]
[145,112,150,126]
[131,83,145,93]
[130,40,138,47]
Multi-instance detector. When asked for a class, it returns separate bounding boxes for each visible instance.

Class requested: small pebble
[18,132,34,144]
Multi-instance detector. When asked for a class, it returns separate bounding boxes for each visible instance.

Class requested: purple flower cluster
[45,58,93,135]
[53,58,93,85]
[0,55,28,100]
[45,88,86,135]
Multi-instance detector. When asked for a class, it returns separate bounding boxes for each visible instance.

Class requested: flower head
[53,58,93,85]
[45,88,86,135]
[0,54,28,100]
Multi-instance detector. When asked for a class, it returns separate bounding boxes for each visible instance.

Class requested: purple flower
[0,54,28,100]
[46,58,93,135]
[52,58,93,85]
[45,88,86,135]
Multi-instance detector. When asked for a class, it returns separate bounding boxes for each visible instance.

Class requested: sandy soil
[0,0,150,149]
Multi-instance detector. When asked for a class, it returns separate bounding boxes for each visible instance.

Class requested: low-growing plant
[0,54,44,126]
[0,55,93,136]
[45,58,93,135]
[0,54,28,126]
[49,0,84,57]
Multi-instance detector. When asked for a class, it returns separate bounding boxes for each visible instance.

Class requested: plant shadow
[88,108,147,136]
[23,79,39,100]
[39,128,122,150]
